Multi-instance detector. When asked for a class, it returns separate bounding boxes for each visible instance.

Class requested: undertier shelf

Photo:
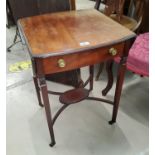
[59,88,89,104]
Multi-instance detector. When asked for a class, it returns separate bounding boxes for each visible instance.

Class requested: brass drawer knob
[58,59,66,68]
[109,48,117,56]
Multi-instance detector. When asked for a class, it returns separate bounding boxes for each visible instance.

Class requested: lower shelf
[59,88,89,104]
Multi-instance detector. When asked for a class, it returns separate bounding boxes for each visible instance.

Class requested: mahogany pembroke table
[18,9,136,147]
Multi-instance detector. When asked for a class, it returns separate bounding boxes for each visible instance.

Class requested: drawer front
[42,43,124,74]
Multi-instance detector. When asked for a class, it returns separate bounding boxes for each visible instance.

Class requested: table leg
[33,76,43,107]
[109,57,126,124]
[102,60,114,96]
[89,65,94,91]
[95,63,104,81]
[95,0,101,10]
[38,77,56,147]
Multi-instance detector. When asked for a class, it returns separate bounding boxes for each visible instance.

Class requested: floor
[6,0,149,155]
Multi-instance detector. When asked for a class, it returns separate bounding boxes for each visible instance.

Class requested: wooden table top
[18,9,135,58]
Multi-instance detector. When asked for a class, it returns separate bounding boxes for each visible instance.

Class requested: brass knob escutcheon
[109,48,117,56]
[58,59,66,68]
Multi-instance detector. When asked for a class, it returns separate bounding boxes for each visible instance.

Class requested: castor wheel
[39,102,44,107]
[7,48,11,52]
[109,120,116,125]
[49,141,56,147]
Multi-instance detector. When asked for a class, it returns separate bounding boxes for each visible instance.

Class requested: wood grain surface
[35,42,124,75]
[18,9,135,58]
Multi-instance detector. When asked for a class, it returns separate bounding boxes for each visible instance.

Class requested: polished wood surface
[18,9,136,146]
[7,0,80,87]
[110,14,137,31]
[39,43,124,75]
[7,0,81,87]
[18,9,135,58]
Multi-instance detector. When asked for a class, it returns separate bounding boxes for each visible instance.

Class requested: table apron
[39,42,124,75]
